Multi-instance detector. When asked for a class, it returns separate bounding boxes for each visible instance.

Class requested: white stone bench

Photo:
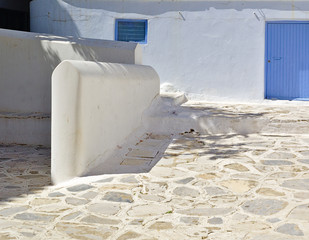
[51,60,159,184]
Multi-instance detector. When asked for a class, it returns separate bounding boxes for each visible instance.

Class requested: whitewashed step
[0,111,50,146]
[144,97,309,135]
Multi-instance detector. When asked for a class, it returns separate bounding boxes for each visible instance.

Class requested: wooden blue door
[266,22,309,100]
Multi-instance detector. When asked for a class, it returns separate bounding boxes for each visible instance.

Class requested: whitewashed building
[30,0,309,102]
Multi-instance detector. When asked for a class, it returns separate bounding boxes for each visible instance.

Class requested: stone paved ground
[1,102,309,239]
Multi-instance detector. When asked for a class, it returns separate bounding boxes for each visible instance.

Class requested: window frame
[115,19,148,44]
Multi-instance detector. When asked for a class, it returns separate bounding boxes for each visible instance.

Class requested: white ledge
[51,60,159,184]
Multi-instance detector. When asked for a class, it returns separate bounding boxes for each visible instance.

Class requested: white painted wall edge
[51,60,160,184]
[0,28,141,114]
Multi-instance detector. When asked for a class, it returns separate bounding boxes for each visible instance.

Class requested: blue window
[115,19,148,44]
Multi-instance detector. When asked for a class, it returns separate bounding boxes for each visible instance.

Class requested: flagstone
[276,223,304,236]
[117,231,141,240]
[1,109,309,239]
[242,199,287,216]
[266,152,296,159]
[176,207,233,216]
[261,160,294,165]
[224,163,249,172]
[220,179,258,193]
[103,191,134,203]
[0,206,28,217]
[14,213,56,222]
[173,186,199,197]
[127,204,172,217]
[175,177,194,184]
[67,184,93,192]
[81,215,120,225]
[179,217,199,225]
[288,204,309,221]
[256,188,285,197]
[65,197,90,206]
[208,217,223,224]
[281,179,309,190]
[149,221,173,230]
[88,203,120,216]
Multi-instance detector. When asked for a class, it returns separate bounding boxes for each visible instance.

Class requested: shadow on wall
[60,0,308,15]
[37,34,100,70]
[31,0,80,37]
[32,0,101,71]
[31,0,102,67]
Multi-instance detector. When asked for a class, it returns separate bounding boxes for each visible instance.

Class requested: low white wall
[51,60,159,184]
[30,0,309,102]
[0,28,141,113]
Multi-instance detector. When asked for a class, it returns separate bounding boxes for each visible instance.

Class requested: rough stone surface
[62,211,81,221]
[120,176,138,183]
[0,206,28,216]
[294,192,309,199]
[177,208,233,216]
[102,192,133,203]
[231,221,271,231]
[173,186,199,197]
[48,192,65,197]
[14,213,55,222]
[87,203,120,216]
[175,177,194,184]
[281,179,309,190]
[261,160,294,165]
[96,177,114,183]
[81,215,120,225]
[67,184,93,192]
[65,197,89,206]
[1,103,309,239]
[266,152,296,159]
[117,231,141,240]
[224,163,249,172]
[208,217,223,224]
[180,217,199,225]
[205,187,227,196]
[288,204,309,221]
[266,218,280,223]
[220,179,258,193]
[242,199,287,216]
[298,159,309,164]
[149,221,173,230]
[127,204,172,217]
[55,222,112,239]
[276,223,304,236]
[256,188,285,197]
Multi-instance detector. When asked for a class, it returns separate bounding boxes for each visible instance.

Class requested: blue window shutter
[115,19,147,43]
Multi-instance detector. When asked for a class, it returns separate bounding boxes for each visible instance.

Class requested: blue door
[266,22,309,100]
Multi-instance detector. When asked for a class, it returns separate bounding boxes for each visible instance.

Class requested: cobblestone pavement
[1,102,309,239]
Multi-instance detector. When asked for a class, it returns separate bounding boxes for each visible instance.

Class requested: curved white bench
[52,60,159,184]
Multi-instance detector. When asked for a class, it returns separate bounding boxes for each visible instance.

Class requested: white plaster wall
[0,28,141,113]
[31,0,309,101]
[52,60,159,184]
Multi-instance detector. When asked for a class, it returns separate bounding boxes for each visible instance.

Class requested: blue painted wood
[115,19,148,44]
[266,22,309,100]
